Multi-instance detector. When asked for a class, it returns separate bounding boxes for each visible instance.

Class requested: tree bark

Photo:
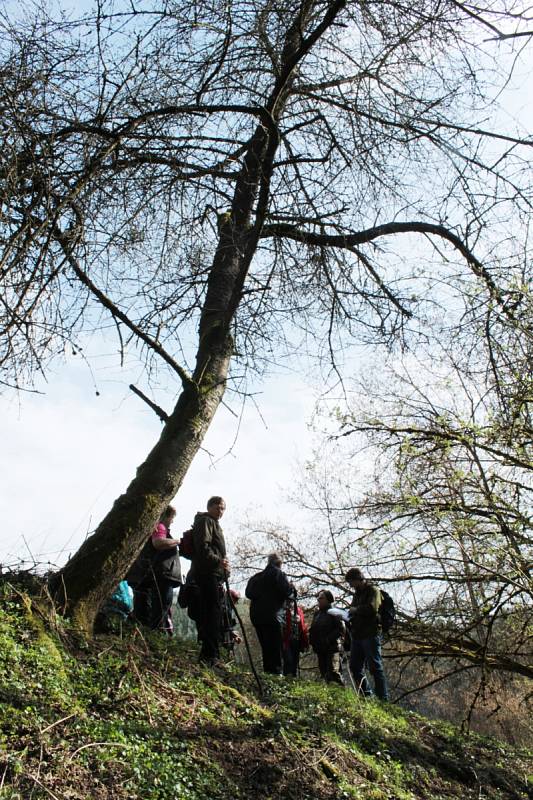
[50,0,347,634]
[51,329,233,632]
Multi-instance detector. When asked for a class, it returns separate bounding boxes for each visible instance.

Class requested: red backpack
[178,528,194,560]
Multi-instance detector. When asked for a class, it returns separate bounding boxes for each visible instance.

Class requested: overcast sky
[0,342,318,570]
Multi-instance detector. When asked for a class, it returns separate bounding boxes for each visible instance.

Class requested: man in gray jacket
[189,496,229,665]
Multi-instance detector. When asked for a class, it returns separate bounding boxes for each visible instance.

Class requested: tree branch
[261,219,503,307]
[53,226,195,390]
[129,384,169,422]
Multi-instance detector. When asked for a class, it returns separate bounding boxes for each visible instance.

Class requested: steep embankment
[0,581,531,800]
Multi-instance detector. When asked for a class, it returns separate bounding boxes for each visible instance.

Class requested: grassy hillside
[1,580,531,800]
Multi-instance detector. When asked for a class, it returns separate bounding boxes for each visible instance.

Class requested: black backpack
[286,598,301,646]
[244,571,262,600]
[379,589,395,634]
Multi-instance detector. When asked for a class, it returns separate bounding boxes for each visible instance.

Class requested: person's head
[317,589,334,610]
[161,505,176,526]
[207,496,226,520]
[267,552,282,569]
[345,568,365,590]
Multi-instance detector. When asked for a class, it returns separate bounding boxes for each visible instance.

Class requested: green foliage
[0,587,76,719]
[1,584,531,800]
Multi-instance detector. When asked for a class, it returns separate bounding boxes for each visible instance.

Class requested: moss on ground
[0,582,531,800]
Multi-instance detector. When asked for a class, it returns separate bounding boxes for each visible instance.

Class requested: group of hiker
[126,496,230,664]
[245,555,389,700]
[113,496,390,701]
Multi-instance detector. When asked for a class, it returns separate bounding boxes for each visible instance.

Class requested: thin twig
[129,384,169,422]
[40,713,77,735]
[129,656,154,725]
[28,774,62,800]
[69,742,133,760]
[225,577,264,697]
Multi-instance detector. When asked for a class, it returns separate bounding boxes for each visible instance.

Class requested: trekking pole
[294,595,301,679]
[221,593,235,658]
[224,575,264,697]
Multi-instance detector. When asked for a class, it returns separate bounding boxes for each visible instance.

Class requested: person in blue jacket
[95,580,133,632]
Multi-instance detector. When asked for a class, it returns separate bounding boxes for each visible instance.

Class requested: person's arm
[326,616,345,650]
[360,586,381,618]
[275,568,293,599]
[194,517,225,571]
[152,537,180,550]
[151,522,180,550]
[369,586,381,616]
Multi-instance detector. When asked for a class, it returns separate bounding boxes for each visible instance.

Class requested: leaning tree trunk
[50,328,233,633]
[51,0,345,634]
[51,118,275,635]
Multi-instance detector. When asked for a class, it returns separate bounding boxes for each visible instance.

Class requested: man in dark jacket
[309,590,345,684]
[245,553,293,675]
[346,568,389,700]
[188,496,229,665]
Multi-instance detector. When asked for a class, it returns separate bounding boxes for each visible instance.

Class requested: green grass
[0,582,531,800]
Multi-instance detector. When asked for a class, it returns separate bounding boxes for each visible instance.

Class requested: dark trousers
[282,640,300,676]
[152,578,174,634]
[197,576,223,663]
[254,622,283,674]
[133,581,173,634]
[133,585,152,627]
[317,651,344,684]
[349,635,389,700]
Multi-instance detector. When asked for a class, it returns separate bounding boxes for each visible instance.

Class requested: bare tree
[1,0,532,630]
[233,277,532,719]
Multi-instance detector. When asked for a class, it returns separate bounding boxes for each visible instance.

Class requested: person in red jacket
[282,590,309,676]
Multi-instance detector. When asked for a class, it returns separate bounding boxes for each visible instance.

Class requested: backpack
[152,546,182,587]
[178,528,194,560]
[284,598,310,652]
[288,602,301,646]
[379,589,395,634]
[177,580,200,613]
[244,571,262,600]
